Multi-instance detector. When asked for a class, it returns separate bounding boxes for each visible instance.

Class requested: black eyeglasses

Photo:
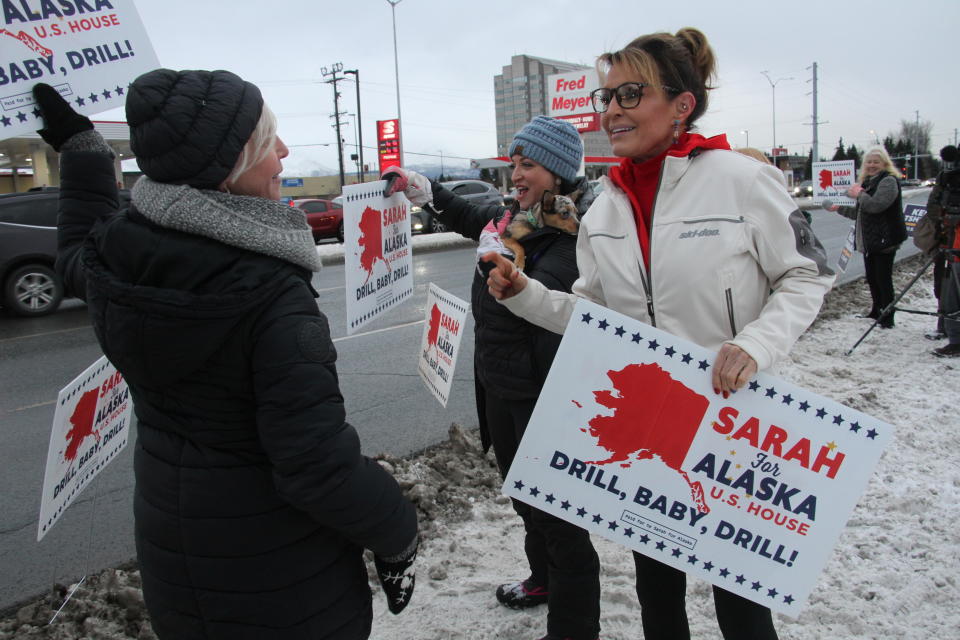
[590,82,681,113]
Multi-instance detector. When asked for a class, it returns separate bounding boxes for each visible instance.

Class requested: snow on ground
[2,255,957,640]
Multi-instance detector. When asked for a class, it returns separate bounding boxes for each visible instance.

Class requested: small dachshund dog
[501,190,580,271]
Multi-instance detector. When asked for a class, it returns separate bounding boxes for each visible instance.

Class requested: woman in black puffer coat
[33,70,417,640]
[386,116,600,640]
[827,146,907,328]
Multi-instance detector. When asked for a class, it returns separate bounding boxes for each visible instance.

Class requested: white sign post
[504,299,892,617]
[342,180,413,334]
[38,356,132,541]
[417,283,468,407]
[0,1,160,140]
[812,160,857,206]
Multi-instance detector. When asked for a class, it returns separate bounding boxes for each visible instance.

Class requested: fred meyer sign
[547,68,600,133]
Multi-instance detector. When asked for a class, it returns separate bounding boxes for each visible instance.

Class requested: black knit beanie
[126,68,264,189]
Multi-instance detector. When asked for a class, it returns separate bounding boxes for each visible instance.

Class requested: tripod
[847,246,960,355]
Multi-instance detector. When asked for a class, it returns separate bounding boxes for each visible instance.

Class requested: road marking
[0,326,91,344]
[5,399,56,414]
[333,319,424,342]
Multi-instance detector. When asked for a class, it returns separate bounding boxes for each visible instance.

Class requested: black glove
[374,538,417,614]
[32,83,93,151]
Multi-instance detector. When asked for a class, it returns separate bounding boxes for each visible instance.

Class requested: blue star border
[577,310,884,442]
[510,475,798,608]
[1,85,126,129]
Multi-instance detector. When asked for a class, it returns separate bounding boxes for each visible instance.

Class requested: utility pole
[344,69,364,182]
[805,62,828,168]
[914,110,920,179]
[321,62,346,188]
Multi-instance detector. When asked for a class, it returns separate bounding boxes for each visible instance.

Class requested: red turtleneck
[608,132,730,268]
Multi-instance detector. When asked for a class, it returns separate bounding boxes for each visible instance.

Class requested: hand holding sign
[32,82,92,150]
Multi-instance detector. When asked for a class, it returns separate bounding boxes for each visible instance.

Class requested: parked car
[901,178,922,188]
[291,197,344,243]
[0,186,130,316]
[792,180,813,198]
[412,180,503,234]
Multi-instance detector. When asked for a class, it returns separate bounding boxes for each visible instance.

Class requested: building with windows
[494,54,613,176]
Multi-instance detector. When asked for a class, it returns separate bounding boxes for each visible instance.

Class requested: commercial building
[494,54,614,177]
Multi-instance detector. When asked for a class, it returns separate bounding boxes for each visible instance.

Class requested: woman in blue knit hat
[385,116,600,640]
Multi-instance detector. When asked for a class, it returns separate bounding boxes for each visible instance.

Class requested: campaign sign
[38,356,131,541]
[343,180,413,334]
[812,160,856,206]
[903,203,926,235]
[837,224,856,272]
[0,1,159,140]
[417,283,468,407]
[503,299,893,616]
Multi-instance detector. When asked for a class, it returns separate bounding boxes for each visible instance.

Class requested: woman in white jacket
[484,27,835,640]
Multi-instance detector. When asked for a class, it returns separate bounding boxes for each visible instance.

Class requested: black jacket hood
[81,207,311,389]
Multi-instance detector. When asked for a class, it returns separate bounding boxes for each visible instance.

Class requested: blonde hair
[735,147,772,164]
[596,27,717,130]
[859,146,900,182]
[223,103,278,187]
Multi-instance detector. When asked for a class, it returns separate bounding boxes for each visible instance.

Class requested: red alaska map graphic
[426,304,441,350]
[64,389,99,461]
[358,206,390,283]
[587,363,711,512]
[818,169,834,191]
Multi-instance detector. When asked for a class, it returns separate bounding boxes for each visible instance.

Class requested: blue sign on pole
[282,178,304,188]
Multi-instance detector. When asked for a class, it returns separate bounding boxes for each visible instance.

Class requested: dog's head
[540,190,580,234]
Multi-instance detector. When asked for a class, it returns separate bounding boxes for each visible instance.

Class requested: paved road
[0,190,932,612]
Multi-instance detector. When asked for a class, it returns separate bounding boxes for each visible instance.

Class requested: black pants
[634,553,779,640]
[864,250,896,326]
[485,389,601,640]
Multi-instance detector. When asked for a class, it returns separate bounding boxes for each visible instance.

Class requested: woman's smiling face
[601,63,688,163]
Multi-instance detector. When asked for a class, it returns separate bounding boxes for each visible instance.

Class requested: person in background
[824,146,908,328]
[484,28,834,640]
[384,116,600,640]
[33,72,417,640]
[924,145,960,357]
[734,146,771,165]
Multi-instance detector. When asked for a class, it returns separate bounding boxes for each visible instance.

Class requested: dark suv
[0,187,129,316]
[412,180,503,233]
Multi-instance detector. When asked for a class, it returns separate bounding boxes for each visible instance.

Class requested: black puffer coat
[429,180,591,448]
[838,173,907,254]
[56,151,417,640]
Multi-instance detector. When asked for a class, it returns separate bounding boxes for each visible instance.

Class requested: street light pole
[741,129,749,147]
[761,71,793,158]
[386,0,403,164]
[438,149,444,180]
[344,69,363,182]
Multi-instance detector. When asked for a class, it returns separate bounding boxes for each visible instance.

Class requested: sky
[105,0,960,177]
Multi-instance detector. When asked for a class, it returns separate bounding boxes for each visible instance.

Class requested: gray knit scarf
[131,177,321,272]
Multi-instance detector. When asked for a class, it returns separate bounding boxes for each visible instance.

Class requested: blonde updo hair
[597,27,717,129]
[858,146,900,182]
[223,103,279,189]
